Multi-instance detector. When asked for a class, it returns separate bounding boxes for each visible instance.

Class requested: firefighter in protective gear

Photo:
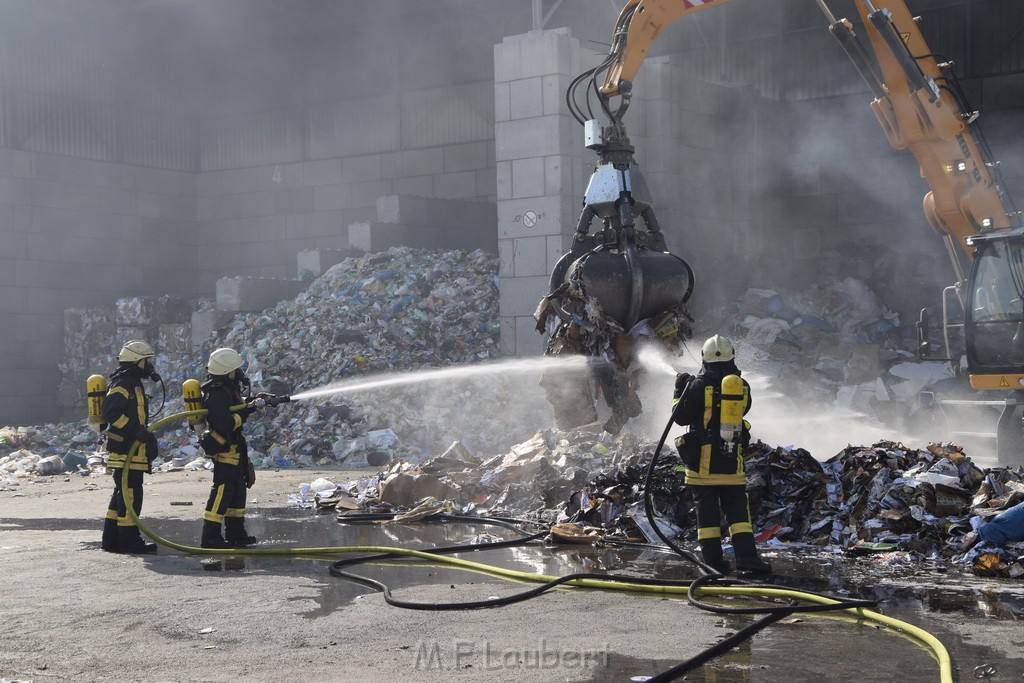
[101,340,161,554]
[199,347,266,549]
[671,334,771,575]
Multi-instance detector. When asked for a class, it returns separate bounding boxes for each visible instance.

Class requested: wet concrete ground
[36,505,1020,682]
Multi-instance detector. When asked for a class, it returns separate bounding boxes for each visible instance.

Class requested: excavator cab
[964,233,1024,378]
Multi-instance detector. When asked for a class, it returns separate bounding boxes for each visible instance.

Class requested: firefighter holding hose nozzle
[194,347,275,549]
[671,335,771,576]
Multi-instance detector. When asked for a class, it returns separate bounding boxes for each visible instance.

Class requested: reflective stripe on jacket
[101,375,151,471]
[671,361,750,486]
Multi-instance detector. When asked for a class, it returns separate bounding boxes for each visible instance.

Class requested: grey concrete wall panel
[348,222,410,253]
[215,276,306,313]
[313,183,352,212]
[351,180,395,209]
[399,148,444,178]
[395,175,435,197]
[117,110,198,171]
[509,77,544,120]
[496,161,511,201]
[307,95,400,159]
[303,159,344,187]
[191,309,236,350]
[498,195,569,240]
[375,195,495,231]
[256,162,304,192]
[434,171,478,200]
[495,82,512,124]
[199,109,303,172]
[304,208,368,238]
[296,249,357,278]
[514,316,544,356]
[512,157,545,199]
[441,226,492,253]
[444,142,489,173]
[256,215,287,243]
[343,155,384,182]
[509,235,548,278]
[476,167,498,202]
[499,274,549,318]
[498,316,516,356]
[494,28,580,83]
[495,116,576,162]
[401,82,494,148]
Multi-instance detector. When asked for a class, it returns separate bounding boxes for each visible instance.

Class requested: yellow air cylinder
[182,379,207,434]
[719,374,745,449]
[87,374,107,432]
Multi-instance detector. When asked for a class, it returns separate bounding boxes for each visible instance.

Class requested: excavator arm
[826,1,1020,285]
[822,2,1024,425]
[599,0,729,100]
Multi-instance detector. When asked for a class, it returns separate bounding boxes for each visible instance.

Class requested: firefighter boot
[698,539,731,576]
[733,533,772,574]
[102,517,120,553]
[117,525,157,554]
[225,517,258,547]
[201,520,232,549]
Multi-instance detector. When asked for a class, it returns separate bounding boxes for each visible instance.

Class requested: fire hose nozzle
[265,394,291,407]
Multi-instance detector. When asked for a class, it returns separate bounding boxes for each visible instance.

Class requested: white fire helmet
[117,340,156,363]
[207,347,244,376]
[701,334,734,363]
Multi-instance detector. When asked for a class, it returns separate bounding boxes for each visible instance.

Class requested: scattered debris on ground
[5,247,1022,579]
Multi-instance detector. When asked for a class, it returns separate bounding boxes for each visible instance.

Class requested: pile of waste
[198,247,557,465]
[308,429,1024,576]
[224,247,501,383]
[58,295,200,410]
[725,278,950,428]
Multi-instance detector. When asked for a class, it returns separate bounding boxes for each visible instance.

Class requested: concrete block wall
[0,149,198,425]
[296,248,362,279]
[194,144,498,292]
[494,29,588,357]
[215,276,309,313]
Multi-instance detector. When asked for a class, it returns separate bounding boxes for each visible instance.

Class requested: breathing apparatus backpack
[182,378,208,436]
[86,374,108,432]
[674,372,747,463]
[718,374,746,453]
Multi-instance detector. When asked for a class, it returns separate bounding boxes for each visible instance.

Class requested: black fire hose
[642,393,717,574]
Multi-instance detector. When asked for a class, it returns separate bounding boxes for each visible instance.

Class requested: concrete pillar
[494,28,587,357]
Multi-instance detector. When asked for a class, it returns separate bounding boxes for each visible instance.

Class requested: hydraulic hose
[118,407,953,682]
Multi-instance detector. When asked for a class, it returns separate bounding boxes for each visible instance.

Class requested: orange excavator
[539,0,1024,461]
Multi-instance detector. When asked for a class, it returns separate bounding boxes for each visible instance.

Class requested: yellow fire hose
[117,408,953,682]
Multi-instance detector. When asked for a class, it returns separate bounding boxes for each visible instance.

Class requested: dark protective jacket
[200,375,249,467]
[671,360,751,486]
[101,365,152,471]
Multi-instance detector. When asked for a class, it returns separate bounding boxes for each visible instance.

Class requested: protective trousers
[202,461,250,546]
[104,469,146,551]
[692,485,754,568]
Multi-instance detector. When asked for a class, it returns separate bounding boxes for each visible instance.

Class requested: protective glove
[133,423,150,442]
[249,397,267,410]
[245,459,256,489]
[674,372,693,391]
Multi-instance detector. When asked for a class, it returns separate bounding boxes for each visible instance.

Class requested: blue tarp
[978,501,1024,545]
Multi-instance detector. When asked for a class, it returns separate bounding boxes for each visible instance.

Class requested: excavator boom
[600,0,729,99]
